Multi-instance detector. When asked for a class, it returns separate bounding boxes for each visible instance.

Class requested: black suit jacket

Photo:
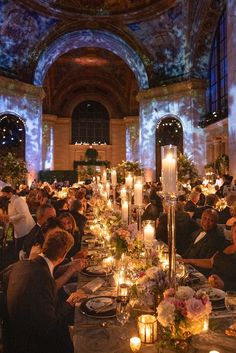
[141,203,160,222]
[5,256,74,353]
[22,224,44,257]
[70,210,87,236]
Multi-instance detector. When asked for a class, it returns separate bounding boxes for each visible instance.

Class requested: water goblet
[225,291,236,326]
[116,301,131,340]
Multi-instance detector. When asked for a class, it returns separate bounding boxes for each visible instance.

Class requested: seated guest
[58,212,82,258]
[141,194,160,222]
[22,203,56,258]
[193,194,219,220]
[217,193,236,224]
[3,228,87,353]
[225,202,236,230]
[53,198,69,215]
[184,191,200,216]
[149,185,163,214]
[182,222,236,291]
[69,199,87,236]
[194,185,205,206]
[183,209,227,275]
[156,201,199,256]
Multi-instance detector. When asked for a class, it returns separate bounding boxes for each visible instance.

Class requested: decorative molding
[137,79,207,101]
[0,76,45,99]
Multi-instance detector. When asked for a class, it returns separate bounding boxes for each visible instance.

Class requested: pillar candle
[120,187,127,199]
[125,173,133,188]
[161,147,177,194]
[134,181,143,206]
[102,170,107,184]
[143,223,155,242]
[111,169,117,186]
[121,200,128,223]
[106,182,110,197]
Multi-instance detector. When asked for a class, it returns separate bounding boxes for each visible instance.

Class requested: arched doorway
[156,117,183,179]
[71,100,110,144]
[0,113,25,159]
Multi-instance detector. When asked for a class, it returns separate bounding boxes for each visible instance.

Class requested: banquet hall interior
[2,1,236,353]
[0,0,235,182]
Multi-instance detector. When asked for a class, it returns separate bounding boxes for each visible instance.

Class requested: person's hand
[29,244,42,259]
[70,258,87,274]
[72,248,88,259]
[67,292,87,306]
[208,274,224,289]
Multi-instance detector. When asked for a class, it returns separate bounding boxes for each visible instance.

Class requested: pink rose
[186,298,205,320]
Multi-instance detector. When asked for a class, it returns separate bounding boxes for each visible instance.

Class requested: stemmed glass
[116,301,131,340]
[225,291,236,325]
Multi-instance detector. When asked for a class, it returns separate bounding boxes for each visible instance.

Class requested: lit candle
[107,199,112,209]
[143,223,155,243]
[111,169,117,186]
[106,182,110,197]
[202,316,209,332]
[97,176,100,183]
[125,173,133,188]
[120,187,127,200]
[161,145,177,194]
[102,170,107,184]
[121,200,128,223]
[130,337,141,352]
[209,351,220,353]
[138,315,158,344]
[134,180,143,206]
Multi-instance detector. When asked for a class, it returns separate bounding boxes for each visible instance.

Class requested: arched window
[72,100,109,144]
[201,9,227,127]
[0,114,25,159]
[156,117,183,178]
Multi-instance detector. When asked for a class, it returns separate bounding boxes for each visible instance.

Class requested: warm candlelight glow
[105,182,110,197]
[120,186,127,200]
[203,316,209,332]
[107,199,112,209]
[143,223,155,243]
[138,315,158,344]
[121,200,128,223]
[111,169,117,186]
[130,337,141,352]
[209,351,220,353]
[102,170,107,184]
[125,173,133,188]
[134,180,143,206]
[161,145,177,194]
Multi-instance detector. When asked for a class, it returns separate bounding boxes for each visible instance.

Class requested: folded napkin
[82,277,105,294]
[86,297,115,313]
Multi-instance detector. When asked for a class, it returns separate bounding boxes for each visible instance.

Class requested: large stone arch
[34,29,149,89]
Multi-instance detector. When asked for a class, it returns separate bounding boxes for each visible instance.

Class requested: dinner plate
[80,296,116,318]
[197,287,226,301]
[81,265,112,277]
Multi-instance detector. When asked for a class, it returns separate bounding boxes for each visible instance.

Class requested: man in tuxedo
[183,208,227,275]
[22,203,56,258]
[4,228,86,353]
[141,194,160,222]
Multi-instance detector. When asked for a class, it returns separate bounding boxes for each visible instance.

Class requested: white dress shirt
[194,231,206,244]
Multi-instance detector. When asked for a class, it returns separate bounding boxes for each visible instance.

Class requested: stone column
[137,79,207,181]
[42,114,57,170]
[110,119,126,167]
[227,0,236,177]
[0,76,44,181]
[123,116,139,162]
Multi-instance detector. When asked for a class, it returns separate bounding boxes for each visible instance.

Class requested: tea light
[143,223,155,243]
[209,351,220,353]
[138,314,158,344]
[117,283,130,302]
[202,316,209,332]
[130,337,141,352]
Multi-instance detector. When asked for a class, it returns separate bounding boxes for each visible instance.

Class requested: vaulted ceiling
[0,0,225,118]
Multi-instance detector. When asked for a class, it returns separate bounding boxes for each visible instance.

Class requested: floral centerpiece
[157,286,212,349]
[111,223,137,258]
[135,266,169,309]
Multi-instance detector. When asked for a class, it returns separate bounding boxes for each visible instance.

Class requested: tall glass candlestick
[161,145,177,290]
[125,173,133,189]
[102,170,107,184]
[105,182,110,198]
[111,168,117,186]
[134,180,143,207]
[121,200,128,223]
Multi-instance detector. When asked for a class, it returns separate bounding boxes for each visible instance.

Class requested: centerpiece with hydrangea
[135,266,169,309]
[157,286,212,350]
[111,223,137,258]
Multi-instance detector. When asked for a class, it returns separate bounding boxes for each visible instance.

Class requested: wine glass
[225,291,236,326]
[116,301,131,340]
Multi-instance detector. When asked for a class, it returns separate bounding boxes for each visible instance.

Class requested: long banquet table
[72,265,236,353]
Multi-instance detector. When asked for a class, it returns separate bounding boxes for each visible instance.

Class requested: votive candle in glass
[121,200,128,223]
[134,180,143,206]
[130,337,141,352]
[161,145,177,194]
[138,314,158,344]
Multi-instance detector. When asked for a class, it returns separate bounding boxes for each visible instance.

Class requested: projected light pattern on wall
[139,95,206,177]
[0,0,57,81]
[0,80,43,178]
[34,29,149,89]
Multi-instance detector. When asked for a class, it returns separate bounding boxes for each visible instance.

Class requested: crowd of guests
[0,173,236,352]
